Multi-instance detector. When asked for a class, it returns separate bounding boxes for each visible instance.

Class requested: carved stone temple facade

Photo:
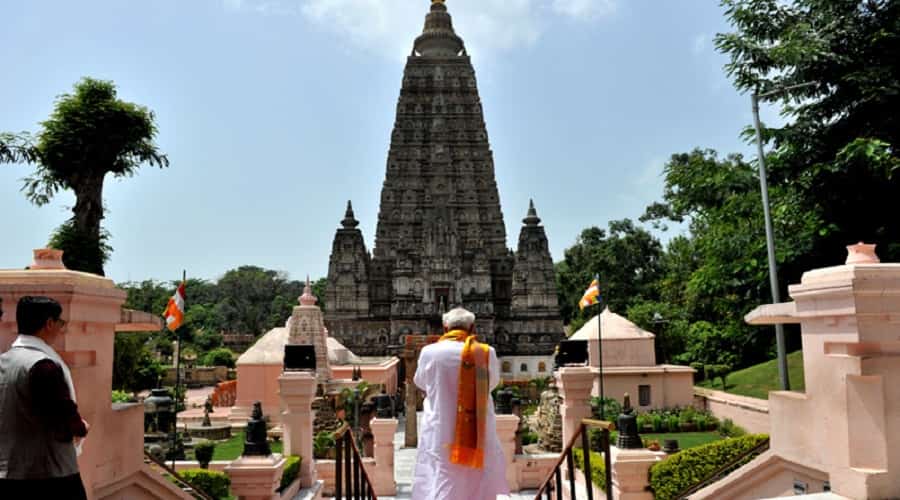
[325,0,564,358]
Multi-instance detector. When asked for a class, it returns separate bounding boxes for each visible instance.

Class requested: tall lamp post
[750,81,816,391]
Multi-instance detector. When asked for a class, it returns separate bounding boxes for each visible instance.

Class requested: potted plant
[193,441,215,469]
[667,415,680,434]
[651,413,664,433]
[637,413,653,433]
[313,431,336,460]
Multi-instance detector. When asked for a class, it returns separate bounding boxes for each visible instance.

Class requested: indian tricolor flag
[579,276,601,310]
[163,282,186,331]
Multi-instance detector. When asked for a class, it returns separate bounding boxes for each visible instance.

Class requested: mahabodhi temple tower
[325,0,565,361]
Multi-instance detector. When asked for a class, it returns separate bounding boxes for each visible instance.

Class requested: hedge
[180,469,231,499]
[649,434,768,500]
[572,448,607,492]
[280,455,302,492]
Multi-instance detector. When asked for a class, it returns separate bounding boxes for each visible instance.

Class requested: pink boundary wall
[693,387,770,435]
[0,250,191,500]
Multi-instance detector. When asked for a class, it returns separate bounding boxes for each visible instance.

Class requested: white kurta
[412,340,509,500]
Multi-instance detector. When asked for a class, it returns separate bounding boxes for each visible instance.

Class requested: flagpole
[171,270,185,469]
[596,298,605,421]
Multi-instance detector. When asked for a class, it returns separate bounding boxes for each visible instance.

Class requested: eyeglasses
[54,318,67,329]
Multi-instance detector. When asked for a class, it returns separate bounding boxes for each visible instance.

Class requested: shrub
[202,348,236,368]
[279,455,302,492]
[194,441,215,469]
[649,434,768,500]
[111,390,134,403]
[521,431,540,446]
[636,413,652,430]
[693,414,708,431]
[572,447,608,491]
[180,469,230,499]
[718,418,746,438]
[590,397,622,420]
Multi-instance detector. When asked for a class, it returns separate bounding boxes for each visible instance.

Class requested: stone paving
[378,413,537,500]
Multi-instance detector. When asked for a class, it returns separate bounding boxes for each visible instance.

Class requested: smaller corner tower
[324,201,371,319]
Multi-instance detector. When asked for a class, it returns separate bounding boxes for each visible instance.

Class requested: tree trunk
[69,173,107,275]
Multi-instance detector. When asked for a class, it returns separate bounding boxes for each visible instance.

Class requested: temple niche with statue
[325,0,565,363]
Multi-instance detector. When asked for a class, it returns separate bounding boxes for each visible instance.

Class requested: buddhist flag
[164,282,186,331]
[579,276,601,310]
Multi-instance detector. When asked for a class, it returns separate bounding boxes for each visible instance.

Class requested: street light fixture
[750,81,817,391]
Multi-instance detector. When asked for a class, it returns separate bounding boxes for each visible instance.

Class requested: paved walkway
[379,413,537,500]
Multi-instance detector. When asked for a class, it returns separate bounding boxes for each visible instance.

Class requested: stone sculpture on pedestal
[616,393,643,449]
[243,402,271,456]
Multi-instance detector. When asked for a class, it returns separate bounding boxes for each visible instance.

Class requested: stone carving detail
[324,0,564,356]
[529,383,563,452]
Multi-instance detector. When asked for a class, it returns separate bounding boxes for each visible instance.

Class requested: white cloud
[223,0,614,59]
[551,0,615,19]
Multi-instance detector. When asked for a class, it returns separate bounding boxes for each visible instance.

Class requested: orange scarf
[440,329,490,469]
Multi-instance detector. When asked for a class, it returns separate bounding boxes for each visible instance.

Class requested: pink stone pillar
[370,418,398,496]
[278,371,317,488]
[557,367,594,447]
[610,447,661,500]
[225,455,286,500]
[495,414,520,492]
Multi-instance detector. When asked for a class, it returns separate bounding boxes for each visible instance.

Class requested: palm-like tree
[1,77,168,275]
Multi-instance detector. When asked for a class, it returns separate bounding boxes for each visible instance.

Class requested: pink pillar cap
[30,248,66,270]
[846,242,880,265]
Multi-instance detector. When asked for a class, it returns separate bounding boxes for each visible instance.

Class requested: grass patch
[698,350,804,399]
[186,431,283,461]
[641,432,723,449]
[609,431,722,450]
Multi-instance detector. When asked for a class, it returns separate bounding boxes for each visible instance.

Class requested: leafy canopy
[21,77,168,205]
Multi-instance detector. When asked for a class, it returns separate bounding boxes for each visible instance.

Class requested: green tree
[555,219,663,329]
[625,300,690,364]
[717,0,900,265]
[311,277,328,311]
[113,332,164,392]
[215,266,303,336]
[643,150,818,366]
[1,78,168,275]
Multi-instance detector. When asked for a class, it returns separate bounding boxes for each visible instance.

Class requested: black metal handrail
[334,424,378,500]
[143,450,215,500]
[671,437,770,499]
[535,418,614,500]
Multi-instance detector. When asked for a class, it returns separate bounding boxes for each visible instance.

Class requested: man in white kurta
[411,308,509,500]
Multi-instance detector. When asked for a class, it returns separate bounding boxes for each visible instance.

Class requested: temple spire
[523,199,541,226]
[414,0,464,57]
[342,200,359,229]
[300,275,318,306]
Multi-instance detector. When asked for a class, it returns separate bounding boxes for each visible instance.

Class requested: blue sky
[0,0,781,284]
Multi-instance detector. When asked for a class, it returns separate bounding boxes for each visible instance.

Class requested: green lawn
[698,350,805,399]
[186,431,283,461]
[609,431,722,450]
[640,432,722,449]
